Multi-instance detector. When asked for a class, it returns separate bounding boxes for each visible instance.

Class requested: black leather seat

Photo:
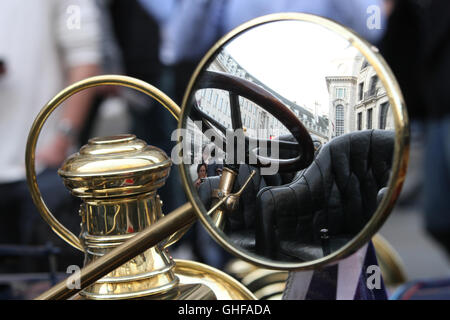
[198,164,287,252]
[255,130,395,261]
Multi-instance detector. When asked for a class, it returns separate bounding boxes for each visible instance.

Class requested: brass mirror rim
[25,75,180,251]
[178,13,410,271]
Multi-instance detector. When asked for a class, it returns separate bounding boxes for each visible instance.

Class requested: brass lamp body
[79,195,178,299]
[58,134,178,299]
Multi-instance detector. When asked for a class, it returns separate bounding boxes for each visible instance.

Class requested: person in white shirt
[0,0,102,271]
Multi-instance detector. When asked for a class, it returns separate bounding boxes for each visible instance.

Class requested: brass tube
[210,167,237,230]
[35,202,195,300]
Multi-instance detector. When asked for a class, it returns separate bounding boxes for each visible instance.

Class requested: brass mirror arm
[35,203,195,300]
[159,196,193,249]
[232,170,256,197]
[25,75,180,251]
[372,234,407,285]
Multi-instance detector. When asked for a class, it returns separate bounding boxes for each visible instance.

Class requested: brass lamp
[58,134,179,299]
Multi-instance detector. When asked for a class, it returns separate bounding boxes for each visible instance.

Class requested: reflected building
[193,50,329,144]
[354,59,394,132]
[326,53,394,140]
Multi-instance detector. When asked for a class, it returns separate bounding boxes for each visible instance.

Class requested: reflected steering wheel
[189,71,314,173]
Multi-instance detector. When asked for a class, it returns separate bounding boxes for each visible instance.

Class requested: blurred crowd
[0,0,449,299]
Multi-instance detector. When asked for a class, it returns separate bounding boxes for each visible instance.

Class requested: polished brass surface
[225,260,287,300]
[57,134,179,299]
[372,234,408,286]
[35,203,196,300]
[254,284,285,300]
[175,260,256,300]
[179,13,410,271]
[172,284,217,300]
[110,283,218,300]
[220,169,256,215]
[217,167,238,193]
[242,269,288,300]
[209,168,257,230]
[207,170,256,227]
[26,75,180,251]
[225,259,259,280]
[59,135,172,198]
[81,259,258,300]
[242,269,288,291]
[81,194,178,298]
[210,167,237,229]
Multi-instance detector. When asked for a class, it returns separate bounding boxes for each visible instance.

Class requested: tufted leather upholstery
[256,130,395,261]
[198,164,284,252]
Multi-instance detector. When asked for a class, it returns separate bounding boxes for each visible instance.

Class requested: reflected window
[367,108,373,129]
[335,105,344,136]
[336,87,346,99]
[379,102,389,129]
[369,76,378,96]
[358,83,364,101]
[357,112,362,130]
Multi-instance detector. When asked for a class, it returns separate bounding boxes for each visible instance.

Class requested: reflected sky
[224,20,359,116]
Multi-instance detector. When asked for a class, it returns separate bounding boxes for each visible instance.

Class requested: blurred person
[223,0,388,45]
[381,0,450,257]
[107,0,187,215]
[76,0,124,144]
[138,0,225,104]
[105,0,192,261]
[140,0,388,73]
[108,0,163,141]
[194,163,207,189]
[0,0,102,276]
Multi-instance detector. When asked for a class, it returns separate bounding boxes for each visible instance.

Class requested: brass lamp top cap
[58,134,172,198]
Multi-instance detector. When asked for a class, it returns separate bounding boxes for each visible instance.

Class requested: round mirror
[178,13,409,270]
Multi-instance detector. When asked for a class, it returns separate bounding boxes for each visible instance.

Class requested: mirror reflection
[182,20,395,263]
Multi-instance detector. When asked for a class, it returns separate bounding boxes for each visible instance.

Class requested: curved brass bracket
[25,75,180,251]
